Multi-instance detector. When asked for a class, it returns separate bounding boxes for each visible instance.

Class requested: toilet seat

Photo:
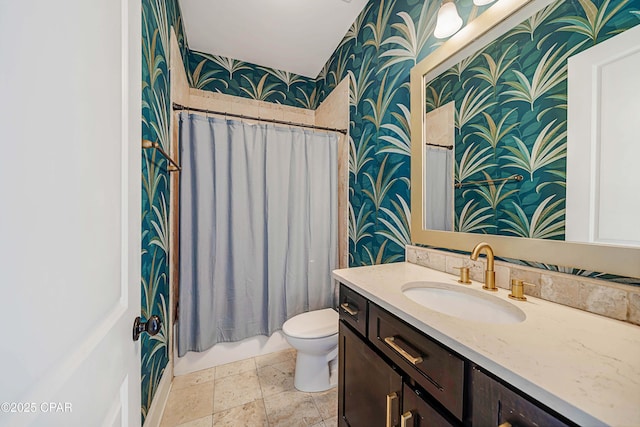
[282,308,338,339]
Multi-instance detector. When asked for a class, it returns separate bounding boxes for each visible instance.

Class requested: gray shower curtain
[424,146,453,231]
[177,113,338,356]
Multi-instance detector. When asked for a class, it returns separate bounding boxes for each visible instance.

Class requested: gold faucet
[470,242,497,291]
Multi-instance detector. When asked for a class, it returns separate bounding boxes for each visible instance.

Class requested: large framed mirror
[410,0,640,278]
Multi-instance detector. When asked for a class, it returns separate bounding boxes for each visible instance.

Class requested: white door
[566,25,640,247]
[0,0,141,426]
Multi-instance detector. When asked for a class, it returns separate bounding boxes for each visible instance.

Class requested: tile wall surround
[406,245,640,326]
[187,88,316,126]
[314,77,350,269]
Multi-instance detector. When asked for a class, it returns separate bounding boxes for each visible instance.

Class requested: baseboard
[143,362,173,427]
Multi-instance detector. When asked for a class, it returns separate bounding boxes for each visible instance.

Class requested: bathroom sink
[402,281,526,324]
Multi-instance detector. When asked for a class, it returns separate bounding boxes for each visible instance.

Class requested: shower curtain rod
[172,103,348,135]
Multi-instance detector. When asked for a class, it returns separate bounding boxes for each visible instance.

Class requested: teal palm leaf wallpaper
[318,0,492,266]
[425,0,639,239]
[138,1,639,418]
[141,0,189,421]
[187,50,318,107]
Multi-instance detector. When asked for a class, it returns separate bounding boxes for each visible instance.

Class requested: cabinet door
[369,304,465,421]
[471,366,573,427]
[402,383,456,427]
[339,321,403,427]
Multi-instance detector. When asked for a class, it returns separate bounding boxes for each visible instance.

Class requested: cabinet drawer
[471,366,574,427]
[369,304,465,421]
[339,284,368,337]
[402,383,456,427]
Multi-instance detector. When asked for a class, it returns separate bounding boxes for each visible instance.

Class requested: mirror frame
[410,0,640,278]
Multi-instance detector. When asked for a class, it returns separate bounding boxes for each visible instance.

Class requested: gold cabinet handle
[386,392,398,427]
[340,302,358,316]
[384,336,423,365]
[400,411,413,427]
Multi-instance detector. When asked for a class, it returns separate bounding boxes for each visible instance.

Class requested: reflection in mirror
[421,0,640,242]
[410,0,640,278]
[424,102,455,231]
[566,24,640,248]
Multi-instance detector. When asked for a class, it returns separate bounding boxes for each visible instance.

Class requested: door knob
[132,315,162,341]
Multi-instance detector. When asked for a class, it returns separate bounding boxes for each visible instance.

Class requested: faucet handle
[453,266,471,284]
[509,279,535,301]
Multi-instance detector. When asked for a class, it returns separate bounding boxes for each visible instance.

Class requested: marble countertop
[333,262,640,427]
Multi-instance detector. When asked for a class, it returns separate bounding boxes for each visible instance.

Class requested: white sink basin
[402,281,526,324]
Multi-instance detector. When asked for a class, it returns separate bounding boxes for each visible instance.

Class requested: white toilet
[282,308,339,392]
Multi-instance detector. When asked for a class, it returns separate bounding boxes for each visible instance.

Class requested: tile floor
[160,349,338,427]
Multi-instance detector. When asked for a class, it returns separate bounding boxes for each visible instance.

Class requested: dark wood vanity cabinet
[471,366,572,427]
[402,383,455,427]
[339,285,368,336]
[338,284,577,427]
[368,304,465,421]
[338,285,459,427]
[338,320,455,427]
[338,321,402,427]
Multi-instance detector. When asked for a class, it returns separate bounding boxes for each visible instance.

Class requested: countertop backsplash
[406,245,640,326]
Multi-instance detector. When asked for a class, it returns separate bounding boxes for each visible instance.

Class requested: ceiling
[179,0,370,78]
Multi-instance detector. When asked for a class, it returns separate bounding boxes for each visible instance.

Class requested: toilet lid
[282,308,338,338]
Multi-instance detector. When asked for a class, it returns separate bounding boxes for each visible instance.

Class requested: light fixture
[473,0,496,5]
[434,0,463,39]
